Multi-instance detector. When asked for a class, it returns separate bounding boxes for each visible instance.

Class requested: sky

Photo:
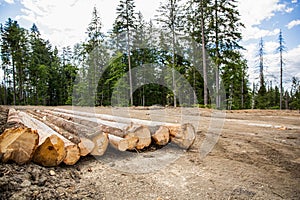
[0,0,299,90]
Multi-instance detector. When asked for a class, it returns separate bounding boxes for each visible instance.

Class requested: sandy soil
[0,106,299,199]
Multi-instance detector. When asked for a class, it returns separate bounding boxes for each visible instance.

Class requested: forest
[0,0,299,110]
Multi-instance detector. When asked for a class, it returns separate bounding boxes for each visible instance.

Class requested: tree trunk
[201,0,208,106]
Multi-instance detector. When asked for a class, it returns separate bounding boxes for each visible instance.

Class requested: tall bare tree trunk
[171,0,177,108]
[127,23,133,106]
[201,0,208,106]
[215,0,220,109]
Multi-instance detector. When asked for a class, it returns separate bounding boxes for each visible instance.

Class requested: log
[33,110,100,138]
[91,132,109,156]
[125,125,151,150]
[168,123,196,149]
[31,110,108,156]
[0,127,39,165]
[43,109,127,137]
[6,108,23,128]
[32,134,66,167]
[18,111,80,166]
[28,110,94,156]
[151,126,170,146]
[108,134,129,151]
[45,109,151,149]
[27,110,81,144]
[78,137,95,156]
[52,108,196,149]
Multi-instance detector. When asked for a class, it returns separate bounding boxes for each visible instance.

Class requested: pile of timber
[0,108,196,167]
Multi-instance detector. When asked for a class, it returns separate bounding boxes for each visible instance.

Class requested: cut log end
[108,134,129,151]
[126,125,151,150]
[0,127,39,165]
[169,123,196,149]
[33,135,66,167]
[152,126,170,146]
[91,133,109,156]
[63,145,80,165]
[78,137,95,156]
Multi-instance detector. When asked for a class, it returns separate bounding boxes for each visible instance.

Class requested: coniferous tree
[208,0,245,109]
[1,18,28,105]
[256,38,268,109]
[156,0,183,107]
[277,29,286,110]
[114,0,137,106]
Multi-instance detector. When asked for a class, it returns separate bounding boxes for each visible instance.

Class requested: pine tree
[256,38,268,109]
[73,7,108,106]
[208,0,244,109]
[1,18,29,105]
[156,0,183,107]
[115,0,137,106]
[277,29,286,110]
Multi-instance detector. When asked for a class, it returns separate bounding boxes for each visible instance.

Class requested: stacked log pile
[0,107,196,166]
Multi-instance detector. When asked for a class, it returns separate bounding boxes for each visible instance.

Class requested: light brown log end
[123,134,139,150]
[152,126,170,146]
[126,125,151,150]
[0,127,39,165]
[78,137,95,156]
[168,123,196,149]
[33,135,66,167]
[63,144,80,165]
[91,133,109,156]
[108,134,129,151]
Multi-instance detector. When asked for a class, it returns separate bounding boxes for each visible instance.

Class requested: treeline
[0,0,299,110]
[0,20,77,106]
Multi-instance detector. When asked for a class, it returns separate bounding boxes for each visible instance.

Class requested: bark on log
[6,108,23,128]
[18,111,80,166]
[31,110,108,156]
[33,110,100,138]
[45,109,152,149]
[27,110,81,144]
[53,108,196,149]
[43,109,127,137]
[0,127,39,165]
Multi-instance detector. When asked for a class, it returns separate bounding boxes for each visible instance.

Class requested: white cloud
[16,0,121,47]
[4,0,14,4]
[15,0,161,48]
[286,19,300,29]
[285,7,294,13]
[237,0,287,41]
[242,27,280,41]
[292,0,297,3]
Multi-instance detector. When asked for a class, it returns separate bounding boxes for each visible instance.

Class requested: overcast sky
[0,0,299,90]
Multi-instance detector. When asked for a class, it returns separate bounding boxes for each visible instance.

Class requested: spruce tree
[277,29,286,110]
[156,0,183,107]
[115,0,137,106]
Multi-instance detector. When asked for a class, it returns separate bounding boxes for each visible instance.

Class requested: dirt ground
[0,106,300,200]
